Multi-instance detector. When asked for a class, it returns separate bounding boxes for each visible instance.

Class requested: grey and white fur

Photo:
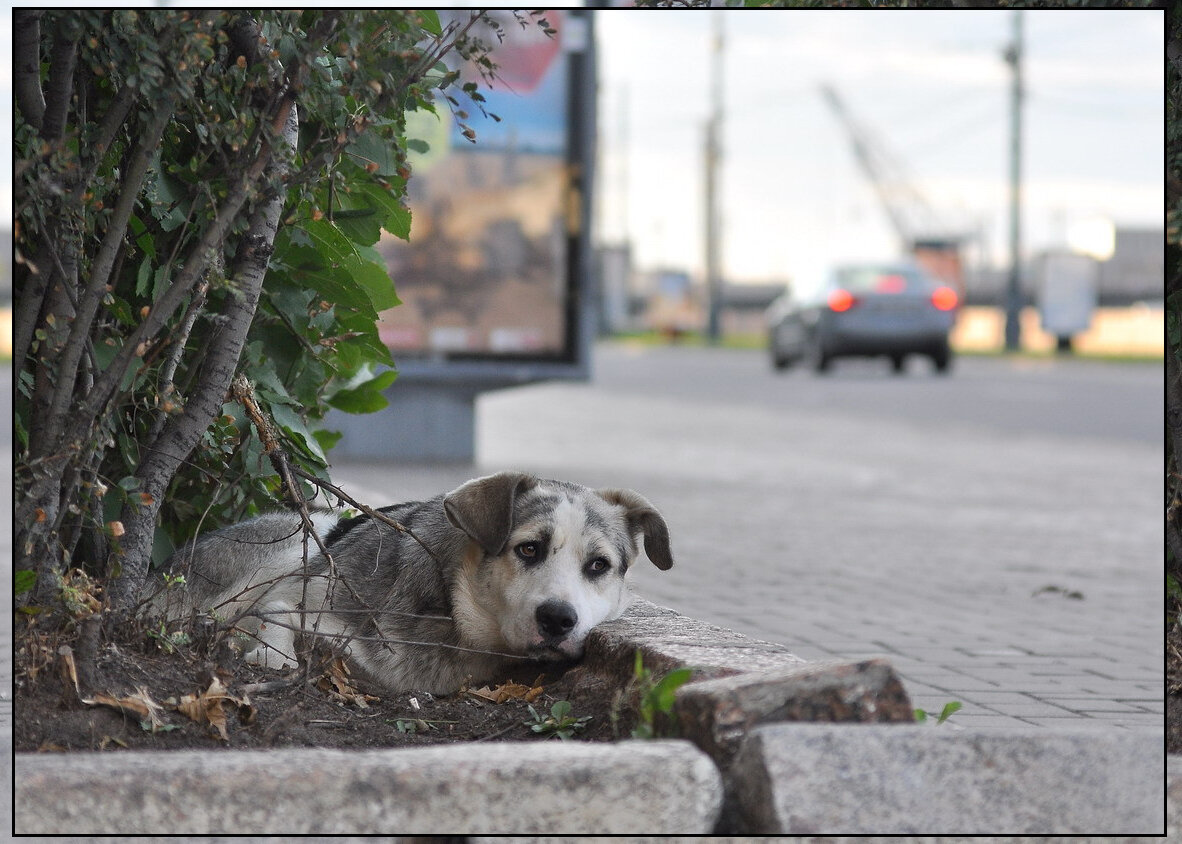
[150,472,673,693]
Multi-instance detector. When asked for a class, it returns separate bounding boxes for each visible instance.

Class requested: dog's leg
[246,600,300,669]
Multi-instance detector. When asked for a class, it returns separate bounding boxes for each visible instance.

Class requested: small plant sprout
[629,650,694,739]
[524,700,592,740]
[914,700,963,725]
[147,622,192,655]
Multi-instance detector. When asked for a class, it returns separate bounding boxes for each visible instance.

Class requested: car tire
[807,334,831,375]
[890,354,906,374]
[931,343,953,374]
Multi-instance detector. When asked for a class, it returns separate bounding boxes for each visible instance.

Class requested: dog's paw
[246,644,297,670]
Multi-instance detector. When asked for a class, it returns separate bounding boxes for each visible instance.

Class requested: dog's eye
[515,542,539,560]
[585,557,610,576]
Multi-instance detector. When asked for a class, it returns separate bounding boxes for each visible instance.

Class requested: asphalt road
[588,343,1163,446]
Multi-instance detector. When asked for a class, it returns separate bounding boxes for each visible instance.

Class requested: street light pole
[1003,10,1024,352]
[704,14,724,343]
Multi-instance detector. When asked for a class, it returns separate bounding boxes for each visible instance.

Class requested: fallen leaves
[61,645,172,732]
[317,657,380,709]
[59,645,253,741]
[174,676,256,741]
[467,677,545,705]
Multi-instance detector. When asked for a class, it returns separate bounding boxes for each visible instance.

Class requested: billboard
[374,10,592,375]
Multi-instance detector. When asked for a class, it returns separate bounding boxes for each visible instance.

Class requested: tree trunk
[109,99,300,612]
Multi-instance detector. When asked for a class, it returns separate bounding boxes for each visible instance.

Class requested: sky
[5,6,1163,291]
[592,9,1164,286]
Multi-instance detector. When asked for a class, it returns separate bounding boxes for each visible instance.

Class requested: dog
[152,472,673,693]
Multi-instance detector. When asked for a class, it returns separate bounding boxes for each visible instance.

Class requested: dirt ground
[14,613,634,755]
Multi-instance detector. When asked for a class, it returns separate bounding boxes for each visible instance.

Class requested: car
[767,262,958,374]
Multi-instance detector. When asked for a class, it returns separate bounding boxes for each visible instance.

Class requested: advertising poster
[375,11,575,361]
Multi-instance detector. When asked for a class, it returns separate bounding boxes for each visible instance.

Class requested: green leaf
[650,667,693,712]
[136,258,153,298]
[270,403,328,465]
[914,708,928,723]
[937,701,963,725]
[418,9,442,36]
[15,570,36,596]
[346,131,400,177]
[326,369,398,414]
[313,428,343,454]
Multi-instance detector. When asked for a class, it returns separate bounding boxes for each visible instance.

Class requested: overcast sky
[593,9,1163,285]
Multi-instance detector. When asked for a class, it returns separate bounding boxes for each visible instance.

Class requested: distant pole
[1003,11,1024,352]
[704,14,724,343]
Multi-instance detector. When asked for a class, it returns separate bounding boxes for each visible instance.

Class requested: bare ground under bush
[14,615,632,754]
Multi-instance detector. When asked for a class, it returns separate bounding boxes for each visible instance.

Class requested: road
[336,342,1162,732]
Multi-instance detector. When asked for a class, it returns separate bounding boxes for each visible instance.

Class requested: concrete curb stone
[729,723,1165,835]
[674,658,915,773]
[584,598,808,685]
[15,740,722,835]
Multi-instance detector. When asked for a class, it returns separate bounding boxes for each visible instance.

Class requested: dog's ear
[444,472,537,556]
[597,488,674,571]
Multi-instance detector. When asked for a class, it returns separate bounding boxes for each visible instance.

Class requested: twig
[245,614,532,661]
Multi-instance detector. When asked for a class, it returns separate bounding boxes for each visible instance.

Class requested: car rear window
[835,267,933,294]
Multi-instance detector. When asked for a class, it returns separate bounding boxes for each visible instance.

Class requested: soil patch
[14,615,635,755]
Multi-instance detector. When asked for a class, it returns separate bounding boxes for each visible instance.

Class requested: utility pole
[704,14,724,343]
[1003,11,1024,352]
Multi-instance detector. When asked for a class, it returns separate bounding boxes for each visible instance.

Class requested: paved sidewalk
[330,347,1160,734]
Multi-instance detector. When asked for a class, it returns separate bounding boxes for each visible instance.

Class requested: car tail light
[828,289,857,312]
[931,286,958,311]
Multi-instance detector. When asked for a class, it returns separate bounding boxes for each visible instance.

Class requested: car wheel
[931,343,952,374]
[807,334,830,374]
[771,353,794,372]
[890,354,906,374]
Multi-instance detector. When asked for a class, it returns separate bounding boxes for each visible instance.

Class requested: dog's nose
[536,600,578,640]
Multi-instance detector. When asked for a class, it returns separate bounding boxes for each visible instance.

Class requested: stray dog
[153,472,673,693]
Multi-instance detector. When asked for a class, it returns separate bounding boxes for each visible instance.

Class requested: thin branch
[47,95,178,441]
[240,614,532,661]
[73,83,139,202]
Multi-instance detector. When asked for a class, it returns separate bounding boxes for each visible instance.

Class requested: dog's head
[443,471,673,661]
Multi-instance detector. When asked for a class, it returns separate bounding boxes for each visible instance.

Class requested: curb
[730,723,1164,834]
[15,740,722,835]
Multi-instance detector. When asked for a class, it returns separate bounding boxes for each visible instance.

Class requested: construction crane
[819,83,966,294]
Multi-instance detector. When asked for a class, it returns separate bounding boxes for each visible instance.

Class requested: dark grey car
[767,262,958,374]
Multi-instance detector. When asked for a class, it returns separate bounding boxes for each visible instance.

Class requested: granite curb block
[584,598,810,684]
[15,740,723,835]
[730,723,1165,835]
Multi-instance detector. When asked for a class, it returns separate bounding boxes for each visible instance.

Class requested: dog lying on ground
[152,472,673,693]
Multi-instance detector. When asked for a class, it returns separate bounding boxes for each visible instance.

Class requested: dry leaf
[58,645,79,697]
[174,677,253,741]
[81,687,167,732]
[467,679,544,704]
[316,658,379,709]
